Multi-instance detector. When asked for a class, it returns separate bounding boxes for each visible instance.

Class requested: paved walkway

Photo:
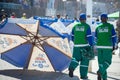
[0,49,120,80]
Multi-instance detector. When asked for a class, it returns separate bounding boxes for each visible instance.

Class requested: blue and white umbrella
[0,18,72,72]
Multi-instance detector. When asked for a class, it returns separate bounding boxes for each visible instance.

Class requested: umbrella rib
[34,38,45,52]
[0,41,29,54]
[27,33,35,43]
[27,33,34,38]
[36,21,39,36]
[36,37,72,60]
[38,37,50,43]
[41,45,56,72]
[36,37,49,50]
[0,34,27,41]
[34,45,44,52]
[44,42,72,58]
[36,39,43,46]
[0,33,26,36]
[19,36,28,41]
[19,35,34,44]
[16,23,36,36]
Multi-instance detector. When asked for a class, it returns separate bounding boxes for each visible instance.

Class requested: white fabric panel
[16,21,39,34]
[46,38,72,58]
[0,34,26,54]
[28,46,54,71]
[50,20,68,33]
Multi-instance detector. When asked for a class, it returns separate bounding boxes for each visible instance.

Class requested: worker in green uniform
[95,14,117,80]
[68,13,94,79]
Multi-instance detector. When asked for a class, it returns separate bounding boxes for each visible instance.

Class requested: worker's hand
[85,46,95,60]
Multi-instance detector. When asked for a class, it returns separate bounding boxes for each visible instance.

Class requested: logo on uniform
[98,27,108,33]
[76,26,84,31]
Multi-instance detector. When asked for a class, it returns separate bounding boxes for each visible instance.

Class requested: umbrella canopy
[0,18,72,72]
[108,11,119,18]
[34,16,69,34]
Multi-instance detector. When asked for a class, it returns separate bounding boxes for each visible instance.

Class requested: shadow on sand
[0,69,79,80]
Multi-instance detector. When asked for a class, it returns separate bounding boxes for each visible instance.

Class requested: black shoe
[81,76,88,79]
[69,69,74,77]
[103,79,107,80]
[97,71,101,80]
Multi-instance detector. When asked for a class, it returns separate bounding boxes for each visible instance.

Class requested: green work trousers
[69,46,90,78]
[97,49,112,80]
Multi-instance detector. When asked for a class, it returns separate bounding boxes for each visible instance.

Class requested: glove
[83,46,95,60]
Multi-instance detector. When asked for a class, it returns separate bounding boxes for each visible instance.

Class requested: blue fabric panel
[39,26,58,37]
[34,16,57,25]
[43,43,71,71]
[62,22,72,27]
[61,19,74,26]
[1,43,33,67]
[40,20,56,25]
[34,16,57,21]
[34,16,68,39]
[39,22,66,39]
[0,23,27,36]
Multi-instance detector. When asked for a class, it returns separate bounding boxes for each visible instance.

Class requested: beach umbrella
[0,18,72,72]
[34,17,77,52]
